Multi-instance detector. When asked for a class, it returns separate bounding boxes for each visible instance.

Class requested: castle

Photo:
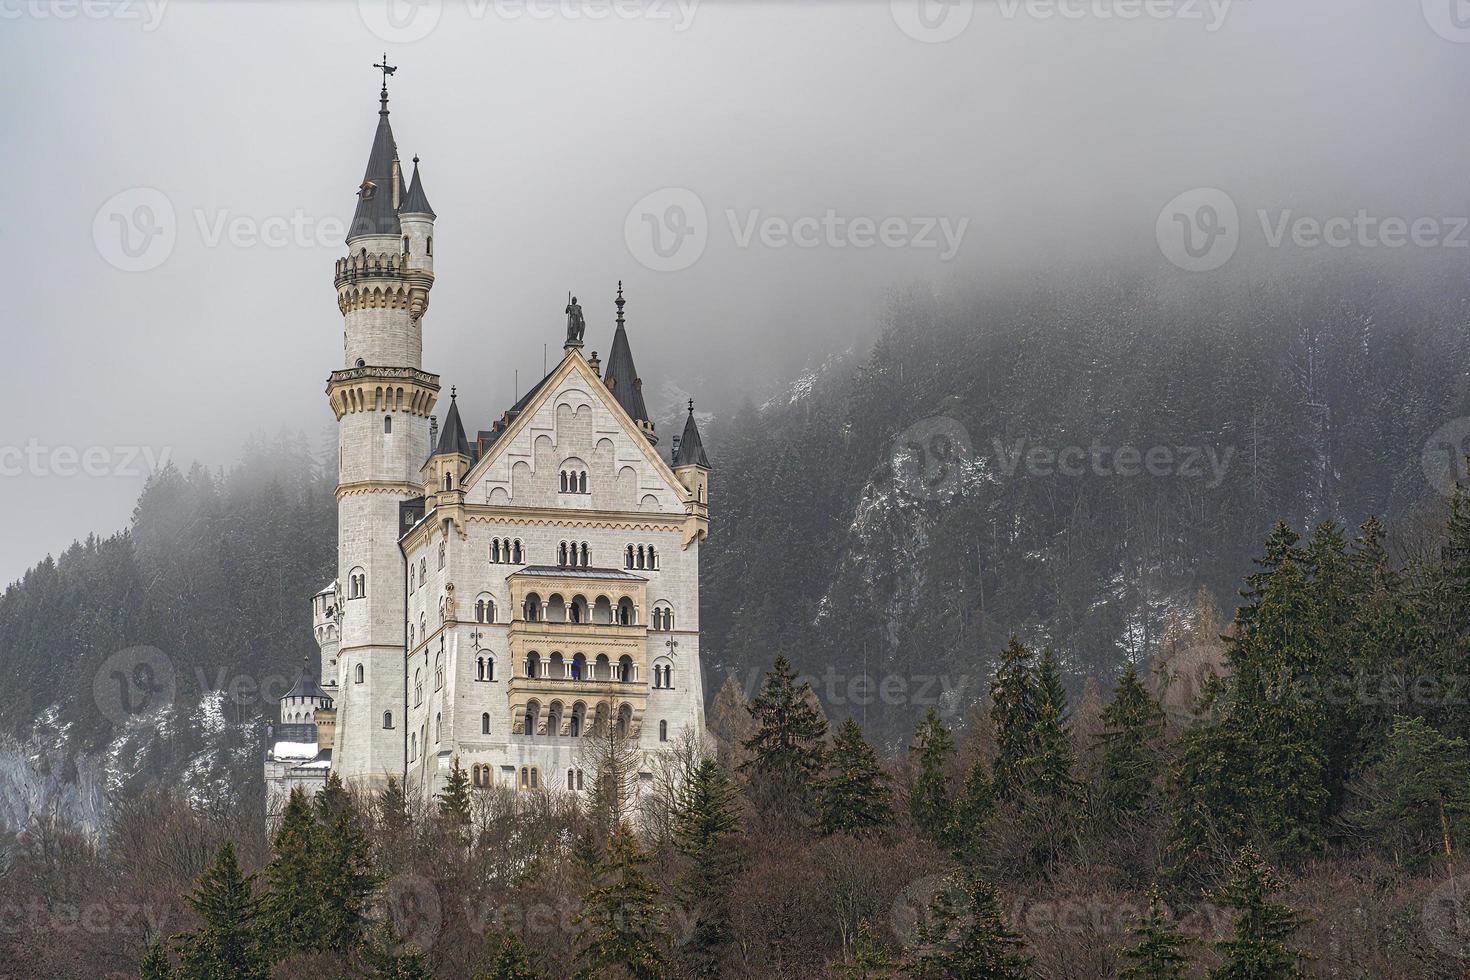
[264,75,710,819]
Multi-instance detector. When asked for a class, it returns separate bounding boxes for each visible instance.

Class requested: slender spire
[349,59,403,241]
[673,399,712,469]
[400,154,435,217]
[434,386,472,458]
[604,282,651,427]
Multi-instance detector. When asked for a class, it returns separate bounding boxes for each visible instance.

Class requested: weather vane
[373,53,397,96]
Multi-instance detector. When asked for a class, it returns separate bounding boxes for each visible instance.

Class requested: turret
[673,399,711,534]
[311,581,342,691]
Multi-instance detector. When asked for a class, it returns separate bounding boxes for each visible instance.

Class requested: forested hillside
[704,258,1470,743]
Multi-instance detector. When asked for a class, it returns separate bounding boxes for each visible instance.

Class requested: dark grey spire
[400,155,435,217]
[434,386,472,457]
[673,400,711,469]
[285,649,330,703]
[348,84,402,240]
[603,282,651,426]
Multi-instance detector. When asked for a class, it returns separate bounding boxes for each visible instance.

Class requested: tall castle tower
[327,77,440,789]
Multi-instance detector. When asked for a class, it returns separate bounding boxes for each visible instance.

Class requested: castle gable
[462,353,685,515]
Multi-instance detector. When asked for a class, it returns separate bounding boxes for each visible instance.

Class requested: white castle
[264,76,711,819]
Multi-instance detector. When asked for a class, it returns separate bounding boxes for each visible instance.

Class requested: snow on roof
[271,741,320,760]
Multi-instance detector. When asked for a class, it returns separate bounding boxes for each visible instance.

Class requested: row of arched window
[624,544,659,570]
[559,464,589,494]
[463,766,587,792]
[523,651,648,683]
[347,569,367,599]
[490,538,523,564]
[474,597,497,623]
[523,592,637,625]
[652,663,674,688]
[521,699,634,738]
[559,541,591,568]
[651,606,675,631]
[472,764,493,787]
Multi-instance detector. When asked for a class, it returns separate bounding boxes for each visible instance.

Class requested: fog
[1,0,1467,585]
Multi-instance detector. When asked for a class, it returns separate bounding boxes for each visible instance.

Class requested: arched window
[526,651,541,679]
[525,700,541,735]
[571,653,586,681]
[618,655,635,683]
[348,568,366,599]
[625,544,635,569]
[476,594,494,624]
[383,710,393,729]
[560,459,589,494]
[567,770,575,790]
[619,597,636,626]
[419,558,427,580]
[659,720,668,742]
[579,472,587,494]
[548,701,563,737]
[409,565,415,591]
[648,545,657,570]
[524,593,541,622]
[617,703,632,738]
[435,712,441,742]
[437,541,446,569]
[492,539,501,563]
[580,542,589,567]
[414,668,423,706]
[402,235,409,254]
[558,542,569,567]
[570,703,584,737]
[434,651,444,690]
[637,545,646,570]
[512,539,522,563]
[426,235,433,256]
[354,664,364,683]
[482,712,490,734]
[411,732,417,760]
[444,472,452,491]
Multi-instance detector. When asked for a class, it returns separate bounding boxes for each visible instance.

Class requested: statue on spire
[565,293,586,348]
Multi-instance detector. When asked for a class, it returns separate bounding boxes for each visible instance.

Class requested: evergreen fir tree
[909,709,956,841]
[473,927,542,980]
[1209,845,1309,980]
[906,873,1031,980]
[990,636,1038,801]
[313,771,379,951]
[360,924,435,980]
[1346,715,1470,866]
[138,941,173,980]
[952,757,995,860]
[574,823,666,979]
[1026,648,1079,805]
[1095,662,1167,818]
[1164,677,1254,884]
[259,786,322,954]
[1236,521,1303,632]
[836,918,896,979]
[1117,885,1191,980]
[176,841,268,980]
[818,718,895,836]
[672,759,744,978]
[438,755,472,827]
[742,655,828,804]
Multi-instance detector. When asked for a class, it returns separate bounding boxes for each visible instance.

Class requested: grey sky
[2,0,1468,586]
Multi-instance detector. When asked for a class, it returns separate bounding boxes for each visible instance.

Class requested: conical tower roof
[604,283,651,426]
[434,387,472,457]
[673,401,711,469]
[348,86,402,240]
[400,155,435,217]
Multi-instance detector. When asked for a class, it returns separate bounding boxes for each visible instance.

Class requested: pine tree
[1346,715,1470,867]
[259,786,322,954]
[1094,662,1166,818]
[1209,845,1309,980]
[743,655,828,806]
[360,924,435,979]
[818,718,895,837]
[574,823,666,978]
[438,755,472,827]
[473,927,541,980]
[952,757,995,860]
[1236,521,1303,632]
[672,759,744,978]
[1117,885,1191,979]
[1164,677,1254,884]
[176,841,268,980]
[906,873,1031,980]
[139,941,173,980]
[1026,648,1079,805]
[990,636,1038,801]
[313,771,379,951]
[909,708,956,842]
[836,918,896,979]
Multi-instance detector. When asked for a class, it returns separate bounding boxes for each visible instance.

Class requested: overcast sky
[2,0,1468,586]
